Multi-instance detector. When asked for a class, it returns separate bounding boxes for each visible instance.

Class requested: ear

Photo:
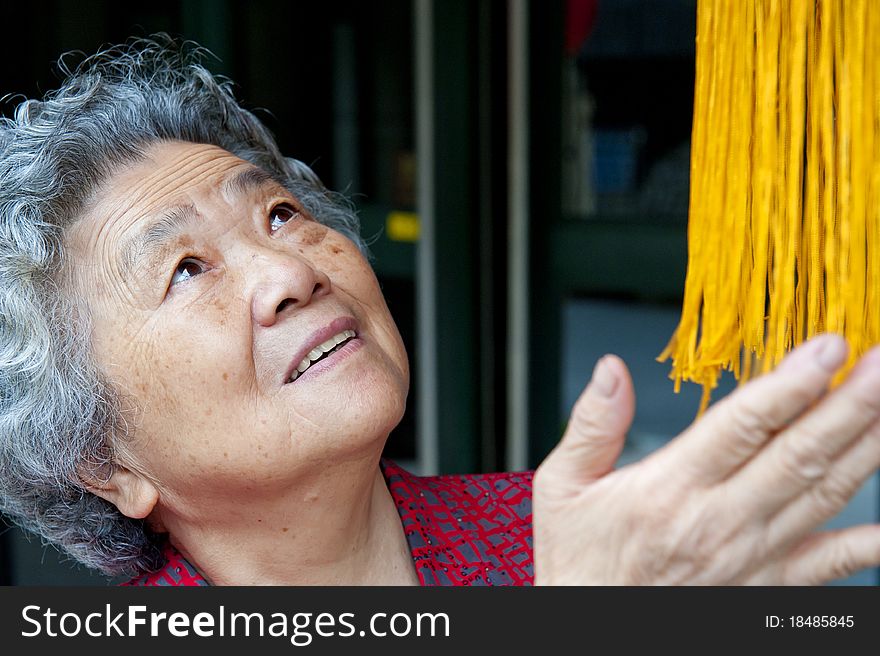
[85,465,159,520]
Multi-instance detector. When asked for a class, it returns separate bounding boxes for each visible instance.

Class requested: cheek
[322,242,383,307]
[335,259,408,370]
[295,222,329,247]
[145,324,244,403]
[123,332,285,484]
[101,304,251,430]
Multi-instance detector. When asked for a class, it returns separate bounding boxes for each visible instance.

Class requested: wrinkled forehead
[88,141,256,218]
[66,142,264,258]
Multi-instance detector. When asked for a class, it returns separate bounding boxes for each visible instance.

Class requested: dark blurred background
[0,0,875,585]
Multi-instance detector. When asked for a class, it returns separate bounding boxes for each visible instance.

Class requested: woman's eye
[269,203,301,232]
[170,257,207,286]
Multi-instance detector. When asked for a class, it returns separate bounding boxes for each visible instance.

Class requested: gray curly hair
[0,35,363,578]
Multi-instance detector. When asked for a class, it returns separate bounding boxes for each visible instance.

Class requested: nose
[251,252,332,327]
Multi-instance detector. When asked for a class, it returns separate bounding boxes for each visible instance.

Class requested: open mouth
[286,329,357,383]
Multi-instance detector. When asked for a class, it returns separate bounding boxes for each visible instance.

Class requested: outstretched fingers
[669,334,848,486]
[730,345,880,521]
[776,525,880,585]
[765,416,880,553]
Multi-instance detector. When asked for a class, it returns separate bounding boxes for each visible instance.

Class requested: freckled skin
[66,141,410,528]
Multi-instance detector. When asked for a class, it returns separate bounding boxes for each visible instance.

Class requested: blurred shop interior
[0,0,876,585]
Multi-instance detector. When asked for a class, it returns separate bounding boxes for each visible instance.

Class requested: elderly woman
[2,37,879,586]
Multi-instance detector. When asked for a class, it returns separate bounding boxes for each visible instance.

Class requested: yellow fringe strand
[660,0,879,411]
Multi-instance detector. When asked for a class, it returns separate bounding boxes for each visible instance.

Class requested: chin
[343,373,408,443]
[293,366,408,451]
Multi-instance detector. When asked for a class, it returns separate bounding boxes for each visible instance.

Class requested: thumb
[539,355,635,488]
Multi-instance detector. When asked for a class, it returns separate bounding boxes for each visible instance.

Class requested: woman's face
[66,141,409,514]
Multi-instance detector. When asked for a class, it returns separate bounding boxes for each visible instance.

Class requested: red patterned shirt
[125,460,534,586]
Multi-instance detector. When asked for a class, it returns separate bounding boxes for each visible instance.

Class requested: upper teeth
[290,329,356,381]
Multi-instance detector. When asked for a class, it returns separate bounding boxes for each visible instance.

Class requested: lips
[287,329,356,382]
[283,317,359,385]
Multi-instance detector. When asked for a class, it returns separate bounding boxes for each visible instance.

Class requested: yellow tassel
[661,0,878,406]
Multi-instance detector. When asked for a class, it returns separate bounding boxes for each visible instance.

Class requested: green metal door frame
[414,0,482,475]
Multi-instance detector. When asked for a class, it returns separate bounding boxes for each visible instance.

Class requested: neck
[159,455,420,585]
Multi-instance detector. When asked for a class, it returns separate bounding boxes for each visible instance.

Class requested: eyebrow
[119,203,201,279]
[222,166,284,199]
[118,166,282,280]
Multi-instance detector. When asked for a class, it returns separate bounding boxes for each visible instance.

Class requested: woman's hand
[533,334,880,585]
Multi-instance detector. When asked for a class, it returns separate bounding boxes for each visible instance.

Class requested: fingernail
[816,335,847,371]
[591,356,619,397]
